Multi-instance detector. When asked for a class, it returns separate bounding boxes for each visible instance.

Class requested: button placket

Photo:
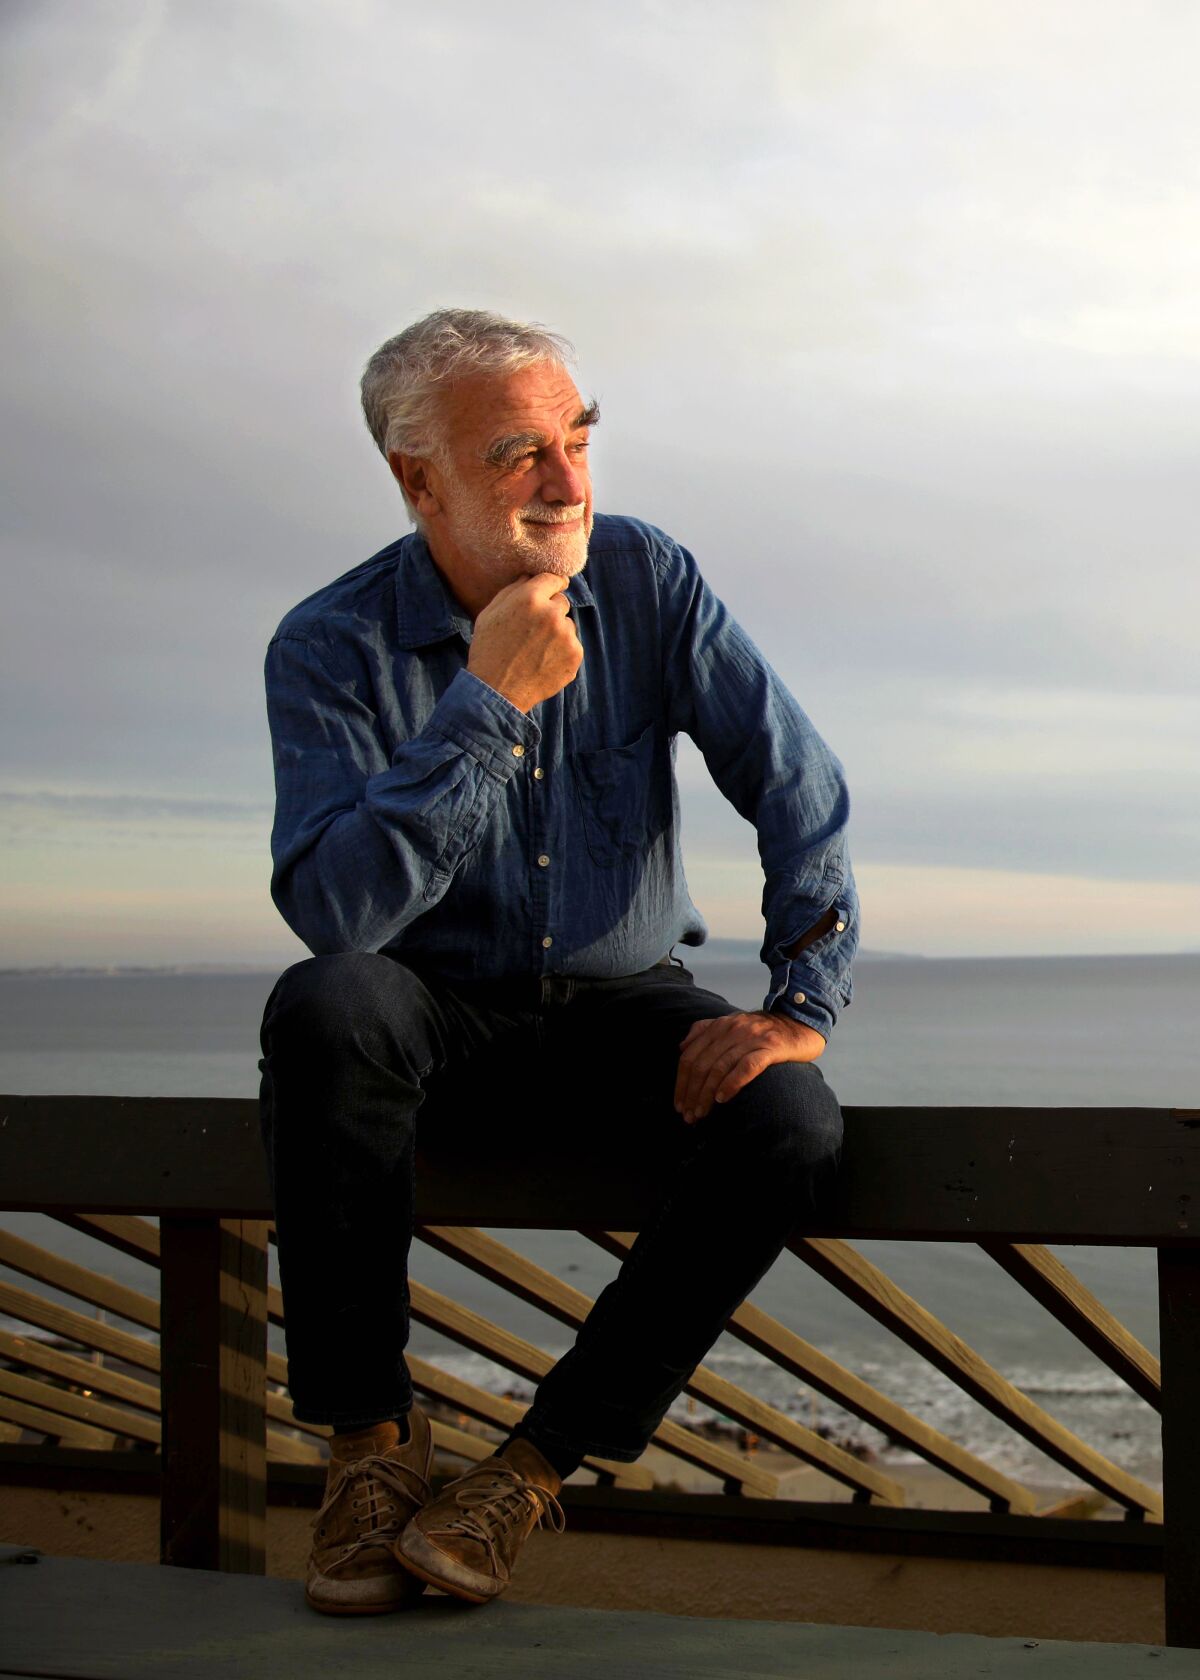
[527,752,552,966]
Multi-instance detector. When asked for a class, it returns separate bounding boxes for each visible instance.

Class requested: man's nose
[539,444,588,506]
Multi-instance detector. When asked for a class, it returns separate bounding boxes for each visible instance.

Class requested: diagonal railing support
[790,1237,1162,1519]
[980,1241,1160,1407]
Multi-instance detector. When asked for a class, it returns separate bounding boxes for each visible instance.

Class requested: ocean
[2,946,1196,1492]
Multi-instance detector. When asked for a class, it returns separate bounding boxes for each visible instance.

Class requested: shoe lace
[441,1465,565,1572]
[312,1451,432,1568]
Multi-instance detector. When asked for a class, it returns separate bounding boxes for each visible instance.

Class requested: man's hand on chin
[673,1011,826,1125]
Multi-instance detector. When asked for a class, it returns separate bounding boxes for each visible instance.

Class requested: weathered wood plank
[159,1218,269,1574]
[429,1417,501,1464]
[5,1097,1200,1242]
[407,1355,654,1489]
[981,1240,1161,1407]
[418,1225,904,1505]
[0,1327,162,1416]
[0,1277,160,1373]
[588,1229,1036,1514]
[0,1365,158,1445]
[408,1279,780,1497]
[54,1209,162,1263]
[0,1391,116,1448]
[791,1237,1163,1518]
[1158,1247,1200,1648]
[0,1226,159,1330]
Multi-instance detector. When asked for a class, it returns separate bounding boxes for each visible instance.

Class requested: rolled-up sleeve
[266,633,538,954]
[652,537,858,1039]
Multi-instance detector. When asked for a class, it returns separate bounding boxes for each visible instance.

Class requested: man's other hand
[674,1011,826,1124]
[469,573,583,713]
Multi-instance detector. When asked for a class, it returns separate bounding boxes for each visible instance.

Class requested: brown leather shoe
[396,1435,564,1604]
[305,1408,434,1615]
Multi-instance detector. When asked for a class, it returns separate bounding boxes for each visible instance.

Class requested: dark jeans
[258,951,842,1463]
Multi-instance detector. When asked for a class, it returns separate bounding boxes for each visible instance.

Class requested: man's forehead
[445,365,587,443]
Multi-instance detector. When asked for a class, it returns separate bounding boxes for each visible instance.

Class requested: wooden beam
[406,1355,653,1490]
[407,1279,780,1497]
[429,1417,502,1464]
[69,1214,666,1491]
[159,1218,269,1574]
[791,1237,1163,1519]
[4,1097,1200,1242]
[0,1391,116,1448]
[54,1210,162,1263]
[0,1366,158,1445]
[417,1225,903,1506]
[981,1241,1161,1407]
[0,1278,160,1373]
[0,1226,158,1331]
[588,1230,1034,1514]
[0,1327,162,1416]
[1159,1247,1200,1648]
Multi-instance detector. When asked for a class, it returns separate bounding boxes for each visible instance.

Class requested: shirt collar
[393,531,596,650]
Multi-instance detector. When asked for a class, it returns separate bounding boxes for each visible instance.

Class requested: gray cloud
[2,1,1198,955]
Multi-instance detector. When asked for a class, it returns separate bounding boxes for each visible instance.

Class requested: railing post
[160,1216,269,1573]
[1158,1245,1200,1648]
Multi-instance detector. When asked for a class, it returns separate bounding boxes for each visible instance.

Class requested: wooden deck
[0,1545,1188,1679]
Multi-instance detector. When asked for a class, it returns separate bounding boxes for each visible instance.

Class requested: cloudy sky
[2,0,1197,965]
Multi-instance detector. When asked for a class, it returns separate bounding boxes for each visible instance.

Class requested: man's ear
[389,451,442,519]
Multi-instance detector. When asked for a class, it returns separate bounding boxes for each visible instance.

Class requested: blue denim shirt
[265,514,857,1038]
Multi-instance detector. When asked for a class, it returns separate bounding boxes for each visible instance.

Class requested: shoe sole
[305,1573,425,1616]
[305,1592,416,1616]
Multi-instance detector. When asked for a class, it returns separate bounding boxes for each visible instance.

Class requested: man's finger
[692,1043,767,1119]
[679,1016,724,1050]
[525,570,571,599]
[676,1017,748,1119]
[713,1047,774,1108]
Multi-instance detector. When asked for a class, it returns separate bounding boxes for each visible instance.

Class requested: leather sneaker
[396,1435,564,1603]
[305,1407,434,1615]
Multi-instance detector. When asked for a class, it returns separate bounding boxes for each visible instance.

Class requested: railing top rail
[1,1095,1199,1243]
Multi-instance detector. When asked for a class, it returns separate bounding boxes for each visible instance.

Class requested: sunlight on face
[431,362,595,585]
[436,460,591,580]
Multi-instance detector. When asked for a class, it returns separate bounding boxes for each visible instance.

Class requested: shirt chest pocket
[570,722,663,868]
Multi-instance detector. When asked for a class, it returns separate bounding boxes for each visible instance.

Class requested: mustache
[519,504,587,526]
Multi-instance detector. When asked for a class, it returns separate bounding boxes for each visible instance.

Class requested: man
[259,308,857,1615]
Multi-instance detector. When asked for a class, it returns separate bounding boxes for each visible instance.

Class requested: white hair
[360,308,576,517]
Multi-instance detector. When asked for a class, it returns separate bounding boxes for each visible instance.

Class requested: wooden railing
[0,1095,1197,1646]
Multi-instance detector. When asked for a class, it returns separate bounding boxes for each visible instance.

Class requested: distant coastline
[3,945,1198,979]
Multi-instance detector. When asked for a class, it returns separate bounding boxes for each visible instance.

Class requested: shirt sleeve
[265,631,539,954]
[652,536,858,1039]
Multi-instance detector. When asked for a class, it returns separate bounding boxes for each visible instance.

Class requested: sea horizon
[2,948,1193,1490]
[3,942,1198,978]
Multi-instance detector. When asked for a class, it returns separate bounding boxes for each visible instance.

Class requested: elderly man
[259,308,856,1615]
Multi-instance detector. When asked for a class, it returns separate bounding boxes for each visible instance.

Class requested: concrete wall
[0,1485,1164,1646]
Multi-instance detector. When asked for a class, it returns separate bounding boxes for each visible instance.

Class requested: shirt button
[793,991,807,1005]
[835,921,846,933]
[537,854,550,868]
[542,936,553,949]
[533,767,545,781]
[512,744,525,758]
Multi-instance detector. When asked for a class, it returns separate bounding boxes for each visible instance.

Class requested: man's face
[423,362,595,588]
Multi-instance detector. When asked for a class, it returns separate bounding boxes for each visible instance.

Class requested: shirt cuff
[764,964,835,1040]
[422,669,541,779]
